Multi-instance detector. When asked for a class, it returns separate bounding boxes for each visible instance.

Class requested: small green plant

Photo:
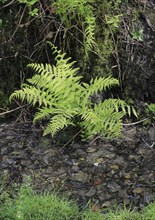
[18,0,39,16]
[146,104,155,118]
[131,29,144,42]
[10,42,135,139]
[144,103,155,125]
[105,14,122,29]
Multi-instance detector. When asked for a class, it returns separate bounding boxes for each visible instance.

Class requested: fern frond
[43,114,74,136]
[90,76,119,91]
[84,16,96,56]
[10,86,42,106]
[81,107,124,139]
[81,76,119,106]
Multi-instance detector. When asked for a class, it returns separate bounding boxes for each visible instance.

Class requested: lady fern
[10,43,134,139]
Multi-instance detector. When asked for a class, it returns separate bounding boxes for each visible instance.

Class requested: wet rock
[21,159,32,166]
[70,171,89,183]
[143,192,155,204]
[123,172,131,179]
[55,168,66,175]
[133,187,144,194]
[86,150,104,163]
[71,149,87,157]
[3,158,16,166]
[112,157,126,168]
[98,192,111,201]
[85,187,96,197]
[137,147,149,155]
[148,127,155,142]
[104,153,115,159]
[101,201,111,207]
[107,182,121,193]
[110,164,119,171]
[71,165,80,172]
[86,147,97,153]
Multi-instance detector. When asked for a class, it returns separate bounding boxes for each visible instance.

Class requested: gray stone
[148,127,155,142]
[143,192,155,204]
[98,192,111,201]
[70,171,89,183]
[85,187,96,197]
[107,182,121,192]
[86,147,97,153]
[21,159,32,166]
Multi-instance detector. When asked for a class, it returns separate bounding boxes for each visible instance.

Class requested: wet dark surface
[0,122,155,209]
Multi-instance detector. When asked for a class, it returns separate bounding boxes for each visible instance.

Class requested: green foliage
[0,185,79,220]
[15,0,124,67]
[10,43,133,139]
[131,28,144,42]
[146,103,155,120]
[18,0,39,16]
[0,0,10,3]
[142,202,155,220]
[105,14,123,29]
[53,0,96,57]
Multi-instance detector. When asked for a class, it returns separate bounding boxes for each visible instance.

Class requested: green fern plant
[10,43,134,139]
[146,103,155,120]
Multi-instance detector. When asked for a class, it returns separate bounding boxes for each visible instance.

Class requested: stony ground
[0,122,155,210]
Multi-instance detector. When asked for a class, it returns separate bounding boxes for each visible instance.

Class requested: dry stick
[0,0,15,9]
[122,118,148,126]
[60,130,82,149]
[9,5,27,42]
[142,138,155,149]
[0,105,28,116]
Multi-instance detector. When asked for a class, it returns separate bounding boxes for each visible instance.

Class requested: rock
[21,159,32,166]
[112,157,125,168]
[148,127,155,142]
[104,153,115,159]
[123,173,131,179]
[143,192,155,204]
[133,187,144,194]
[3,158,15,166]
[101,201,111,207]
[70,171,89,183]
[98,192,111,201]
[71,165,80,172]
[96,158,104,163]
[110,164,119,170]
[86,147,97,153]
[85,187,96,197]
[107,182,121,193]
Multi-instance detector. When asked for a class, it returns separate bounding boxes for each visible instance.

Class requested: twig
[0,105,28,116]
[0,0,15,9]
[61,130,81,149]
[9,5,26,42]
[89,135,103,145]
[123,118,148,126]
[142,138,155,148]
